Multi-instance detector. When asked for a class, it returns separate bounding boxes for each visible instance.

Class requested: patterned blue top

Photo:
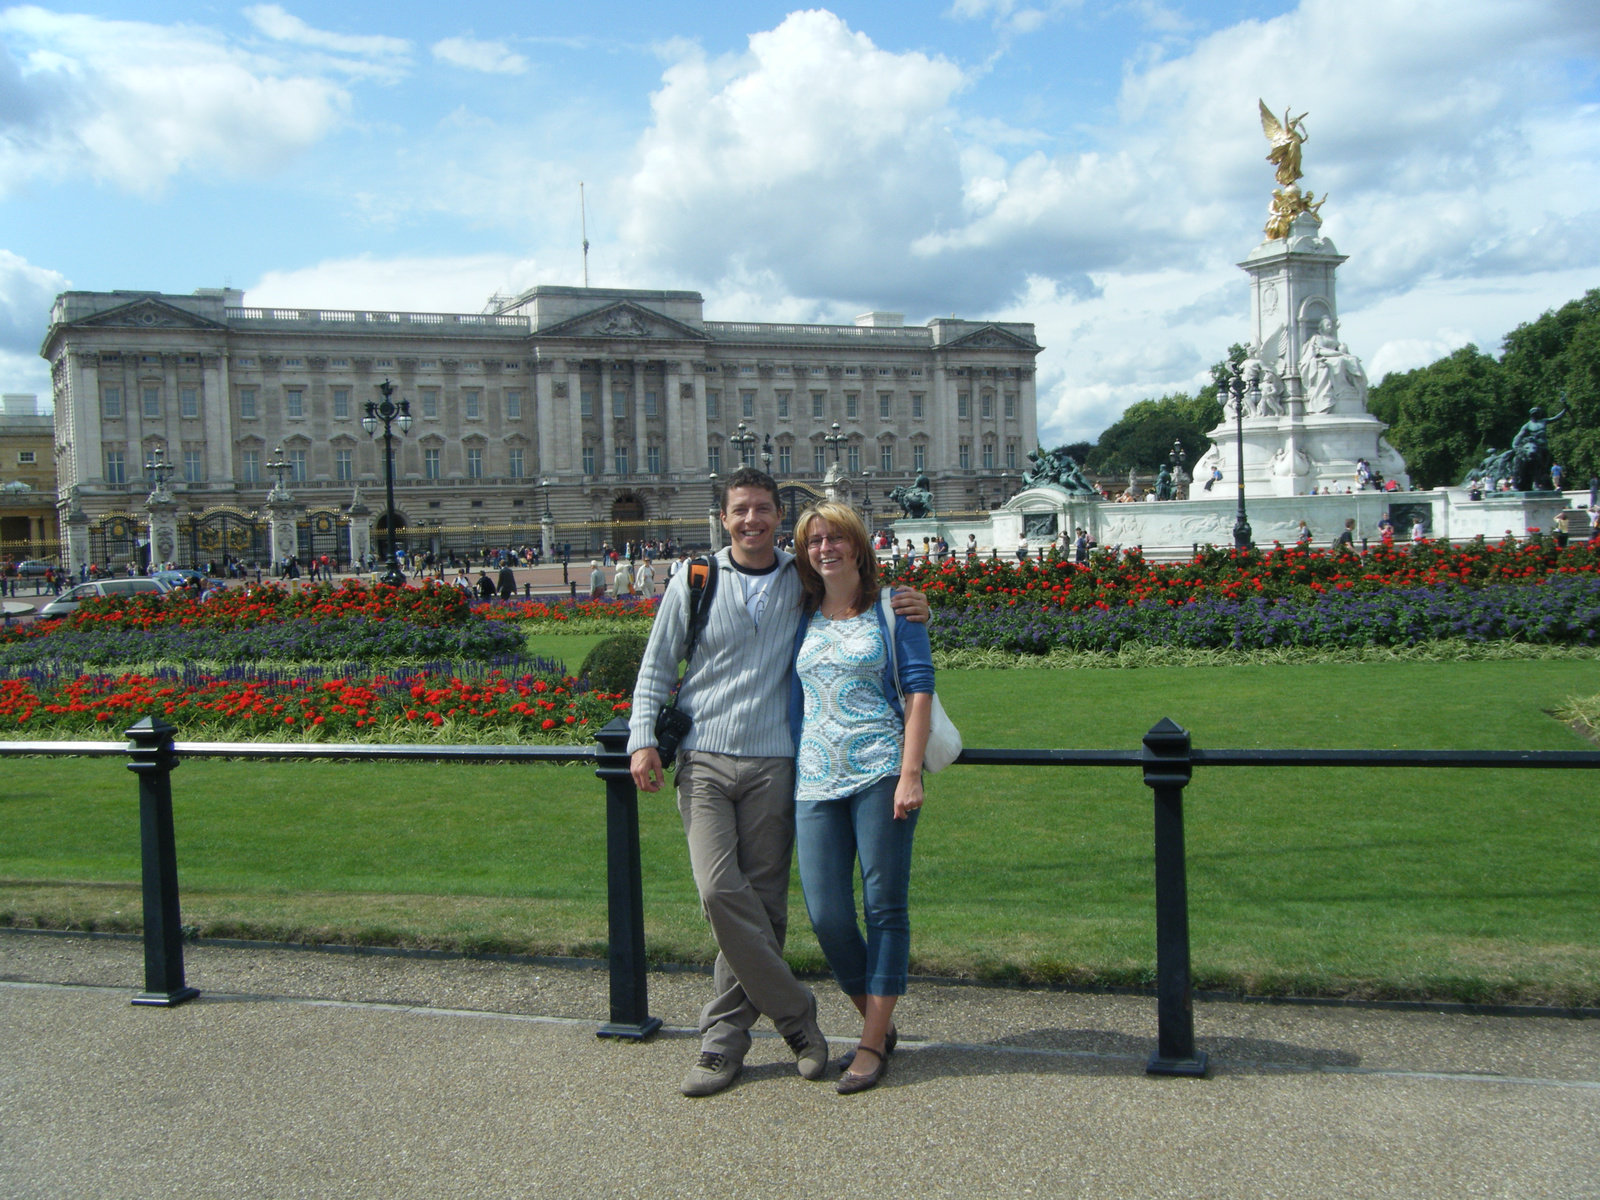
[795,611,903,803]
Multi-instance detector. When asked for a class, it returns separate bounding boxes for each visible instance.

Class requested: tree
[1501,289,1600,481]
[1367,345,1514,487]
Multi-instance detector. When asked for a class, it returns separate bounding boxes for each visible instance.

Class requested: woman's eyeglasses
[805,534,851,550]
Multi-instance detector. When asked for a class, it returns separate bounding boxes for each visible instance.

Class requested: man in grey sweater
[630,467,928,1096]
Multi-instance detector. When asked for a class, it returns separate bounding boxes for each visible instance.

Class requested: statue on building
[1264,185,1327,240]
[1298,317,1369,413]
[1259,100,1310,187]
[1022,445,1098,496]
[1510,400,1568,492]
[889,472,936,518]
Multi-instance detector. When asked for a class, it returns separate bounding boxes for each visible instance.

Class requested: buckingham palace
[42,284,1040,566]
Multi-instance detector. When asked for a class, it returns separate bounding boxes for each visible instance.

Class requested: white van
[37,577,170,619]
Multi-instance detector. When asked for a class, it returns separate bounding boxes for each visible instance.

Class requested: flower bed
[883,538,1600,611]
[0,581,525,666]
[930,575,1600,654]
[0,664,630,743]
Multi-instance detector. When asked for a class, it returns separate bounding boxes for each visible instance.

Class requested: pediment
[537,302,709,342]
[943,325,1037,351]
[71,298,226,332]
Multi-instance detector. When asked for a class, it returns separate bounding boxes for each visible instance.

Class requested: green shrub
[580,633,649,694]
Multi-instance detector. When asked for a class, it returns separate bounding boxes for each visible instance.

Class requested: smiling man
[629,466,928,1096]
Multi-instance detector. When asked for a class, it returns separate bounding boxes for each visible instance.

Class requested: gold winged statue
[1259,100,1308,187]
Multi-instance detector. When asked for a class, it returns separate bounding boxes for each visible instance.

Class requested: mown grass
[3,656,1597,1004]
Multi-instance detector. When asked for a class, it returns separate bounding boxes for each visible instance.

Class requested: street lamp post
[729,421,757,469]
[540,476,552,519]
[143,445,175,493]
[761,433,773,475]
[862,468,873,533]
[824,421,846,466]
[1230,373,1252,550]
[361,378,412,585]
[265,445,291,492]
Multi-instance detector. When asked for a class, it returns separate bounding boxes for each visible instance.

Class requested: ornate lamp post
[729,421,757,469]
[144,445,175,493]
[361,378,412,585]
[707,471,721,551]
[824,421,847,467]
[1230,372,1252,550]
[761,432,773,474]
[862,468,873,531]
[540,476,553,519]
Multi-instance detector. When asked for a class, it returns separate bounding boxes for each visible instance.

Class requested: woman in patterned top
[788,501,933,1094]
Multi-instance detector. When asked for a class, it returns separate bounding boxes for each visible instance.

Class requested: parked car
[13,560,54,577]
[37,577,171,619]
[151,569,205,590]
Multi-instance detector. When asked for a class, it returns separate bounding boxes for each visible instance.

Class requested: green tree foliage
[1368,289,1600,488]
[1366,346,1514,488]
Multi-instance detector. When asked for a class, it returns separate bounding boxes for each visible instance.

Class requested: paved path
[3,933,1597,1199]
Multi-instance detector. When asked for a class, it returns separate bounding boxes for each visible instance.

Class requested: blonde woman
[788,501,933,1094]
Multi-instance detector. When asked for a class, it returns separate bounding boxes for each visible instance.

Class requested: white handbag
[879,588,962,772]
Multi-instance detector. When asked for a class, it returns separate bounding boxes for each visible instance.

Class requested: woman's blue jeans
[795,775,919,997]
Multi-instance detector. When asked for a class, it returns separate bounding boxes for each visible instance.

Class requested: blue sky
[3,0,1598,444]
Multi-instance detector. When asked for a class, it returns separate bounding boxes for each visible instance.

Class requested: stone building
[42,285,1040,565]
[0,393,58,560]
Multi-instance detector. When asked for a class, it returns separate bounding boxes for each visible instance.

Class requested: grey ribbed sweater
[627,547,803,759]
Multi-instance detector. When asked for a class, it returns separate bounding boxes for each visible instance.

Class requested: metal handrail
[7,720,1598,1075]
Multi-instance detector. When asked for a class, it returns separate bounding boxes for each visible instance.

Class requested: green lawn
[4,657,1597,1004]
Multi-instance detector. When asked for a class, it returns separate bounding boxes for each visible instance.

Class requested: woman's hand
[893,772,923,820]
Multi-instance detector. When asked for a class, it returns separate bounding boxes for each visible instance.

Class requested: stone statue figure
[1154,464,1174,501]
[1510,401,1568,492]
[889,471,936,518]
[1298,318,1369,414]
[1238,344,1286,416]
[1260,100,1310,187]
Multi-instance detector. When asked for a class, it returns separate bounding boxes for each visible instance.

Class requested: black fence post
[125,716,198,1008]
[1141,717,1207,1077]
[593,716,662,1041]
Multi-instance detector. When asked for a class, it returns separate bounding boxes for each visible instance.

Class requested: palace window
[333,388,350,419]
[238,388,256,419]
[913,443,926,471]
[286,389,304,419]
[814,392,827,419]
[508,448,524,478]
[647,445,662,474]
[778,445,792,473]
[580,390,594,418]
[957,392,970,418]
[582,445,596,475]
[240,450,260,483]
[847,445,860,474]
[464,390,482,420]
[105,450,125,483]
[614,446,629,475]
[1004,392,1017,419]
[880,444,893,472]
[183,449,202,483]
[959,442,971,469]
[845,393,858,419]
[911,393,924,420]
[180,387,199,419]
[285,449,305,481]
[102,387,122,419]
[776,391,790,419]
[142,387,160,419]
[814,446,826,473]
[505,390,522,420]
[983,442,995,469]
[706,389,720,419]
[741,390,756,418]
[422,388,439,419]
[879,393,892,419]
[1006,443,1018,469]
[612,389,627,418]
[467,447,483,478]
[981,393,993,419]
[644,389,658,418]
[424,449,441,479]
[707,445,721,473]
[336,449,353,481]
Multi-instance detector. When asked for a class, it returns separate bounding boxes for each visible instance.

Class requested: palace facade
[43,285,1040,561]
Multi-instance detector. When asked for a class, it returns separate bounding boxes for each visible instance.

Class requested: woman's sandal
[836,1044,888,1094]
[835,1025,897,1072]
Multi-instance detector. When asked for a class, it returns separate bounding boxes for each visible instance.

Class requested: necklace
[820,599,858,621]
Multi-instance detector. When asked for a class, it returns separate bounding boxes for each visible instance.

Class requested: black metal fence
[4,718,1597,1077]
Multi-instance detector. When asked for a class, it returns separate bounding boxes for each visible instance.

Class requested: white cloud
[621,10,968,307]
[0,249,67,400]
[246,253,548,314]
[242,5,409,60]
[432,36,528,75]
[0,6,348,194]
